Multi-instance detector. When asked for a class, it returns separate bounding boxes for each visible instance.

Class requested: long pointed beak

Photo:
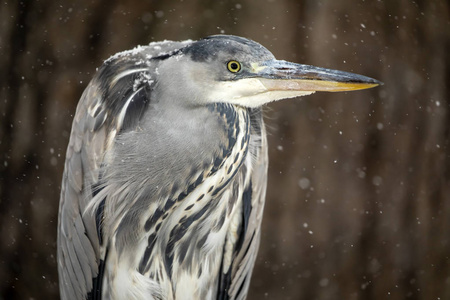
[254,60,382,92]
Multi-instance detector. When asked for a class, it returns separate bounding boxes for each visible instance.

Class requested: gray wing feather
[58,84,109,300]
[58,40,195,300]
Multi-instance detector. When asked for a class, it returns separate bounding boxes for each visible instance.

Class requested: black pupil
[230,62,238,70]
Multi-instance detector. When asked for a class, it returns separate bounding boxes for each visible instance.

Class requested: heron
[58,35,380,300]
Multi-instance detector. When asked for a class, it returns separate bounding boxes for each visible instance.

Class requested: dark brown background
[1,0,449,299]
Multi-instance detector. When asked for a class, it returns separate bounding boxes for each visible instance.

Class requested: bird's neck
[103,103,256,298]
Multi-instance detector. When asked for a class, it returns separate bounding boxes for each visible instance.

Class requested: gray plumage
[58,35,380,300]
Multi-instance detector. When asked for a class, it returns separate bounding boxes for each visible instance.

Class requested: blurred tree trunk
[0,0,448,299]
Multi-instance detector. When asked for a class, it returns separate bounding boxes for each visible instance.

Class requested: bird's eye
[227,61,241,73]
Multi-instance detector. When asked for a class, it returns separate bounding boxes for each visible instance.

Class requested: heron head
[155,35,381,108]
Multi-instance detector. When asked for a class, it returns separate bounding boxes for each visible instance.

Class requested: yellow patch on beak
[250,63,268,74]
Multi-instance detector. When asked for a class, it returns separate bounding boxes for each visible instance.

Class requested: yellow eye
[227,60,241,73]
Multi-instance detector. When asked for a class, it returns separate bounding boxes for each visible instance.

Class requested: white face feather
[207,78,315,108]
